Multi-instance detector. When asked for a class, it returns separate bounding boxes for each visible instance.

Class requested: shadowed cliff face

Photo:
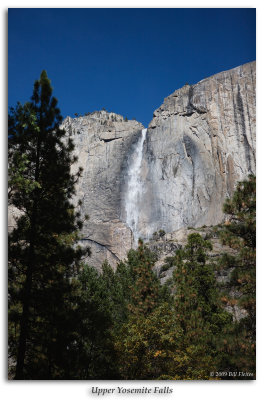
[60,61,255,269]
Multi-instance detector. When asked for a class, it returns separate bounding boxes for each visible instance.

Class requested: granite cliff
[60,111,144,268]
[136,61,256,240]
[58,61,256,269]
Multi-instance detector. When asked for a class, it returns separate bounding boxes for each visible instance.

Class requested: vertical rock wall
[61,111,144,269]
[61,61,255,268]
[135,61,256,239]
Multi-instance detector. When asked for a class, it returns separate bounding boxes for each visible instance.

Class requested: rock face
[137,61,256,239]
[61,111,144,269]
[61,61,255,269]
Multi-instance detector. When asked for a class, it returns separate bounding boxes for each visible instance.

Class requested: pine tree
[99,260,132,326]
[115,302,182,380]
[221,175,256,336]
[217,175,256,377]
[174,234,217,328]
[125,239,163,316]
[113,241,172,379]
[8,71,89,379]
[113,235,232,380]
[72,265,119,379]
[171,233,232,379]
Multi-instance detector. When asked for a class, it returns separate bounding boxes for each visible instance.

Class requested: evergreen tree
[113,235,228,380]
[173,234,224,329]
[113,241,172,378]
[171,233,232,379]
[100,260,132,326]
[115,303,182,380]
[221,175,256,336]
[217,175,256,377]
[8,71,89,379]
[72,265,119,379]
[126,239,164,316]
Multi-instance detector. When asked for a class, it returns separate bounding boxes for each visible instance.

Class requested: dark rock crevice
[101,137,122,143]
[236,85,253,173]
[80,237,120,261]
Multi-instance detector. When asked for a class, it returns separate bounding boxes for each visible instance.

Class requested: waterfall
[125,128,147,245]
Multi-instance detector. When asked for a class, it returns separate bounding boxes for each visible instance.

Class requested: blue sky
[8,8,256,127]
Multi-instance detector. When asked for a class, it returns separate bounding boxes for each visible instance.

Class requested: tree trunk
[14,263,33,379]
[15,128,41,379]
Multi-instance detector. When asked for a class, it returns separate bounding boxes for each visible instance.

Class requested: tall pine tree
[8,71,89,379]
[217,175,256,377]
[126,239,162,316]
[221,175,256,336]
[171,233,232,379]
[113,240,172,379]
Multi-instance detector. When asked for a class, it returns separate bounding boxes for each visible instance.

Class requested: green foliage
[125,240,165,316]
[8,71,90,379]
[8,151,40,201]
[152,229,166,241]
[217,175,256,376]
[152,231,158,240]
[115,303,183,380]
[220,176,256,329]
[99,260,132,326]
[159,255,175,277]
[113,234,233,380]
[170,233,233,379]
[70,265,119,379]
[173,234,215,324]
[222,175,255,249]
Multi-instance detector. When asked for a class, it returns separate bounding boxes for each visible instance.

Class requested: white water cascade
[125,128,147,245]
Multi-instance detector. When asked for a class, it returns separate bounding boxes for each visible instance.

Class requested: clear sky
[8,8,256,127]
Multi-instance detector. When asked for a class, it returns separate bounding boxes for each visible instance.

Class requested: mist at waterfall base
[125,129,148,246]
